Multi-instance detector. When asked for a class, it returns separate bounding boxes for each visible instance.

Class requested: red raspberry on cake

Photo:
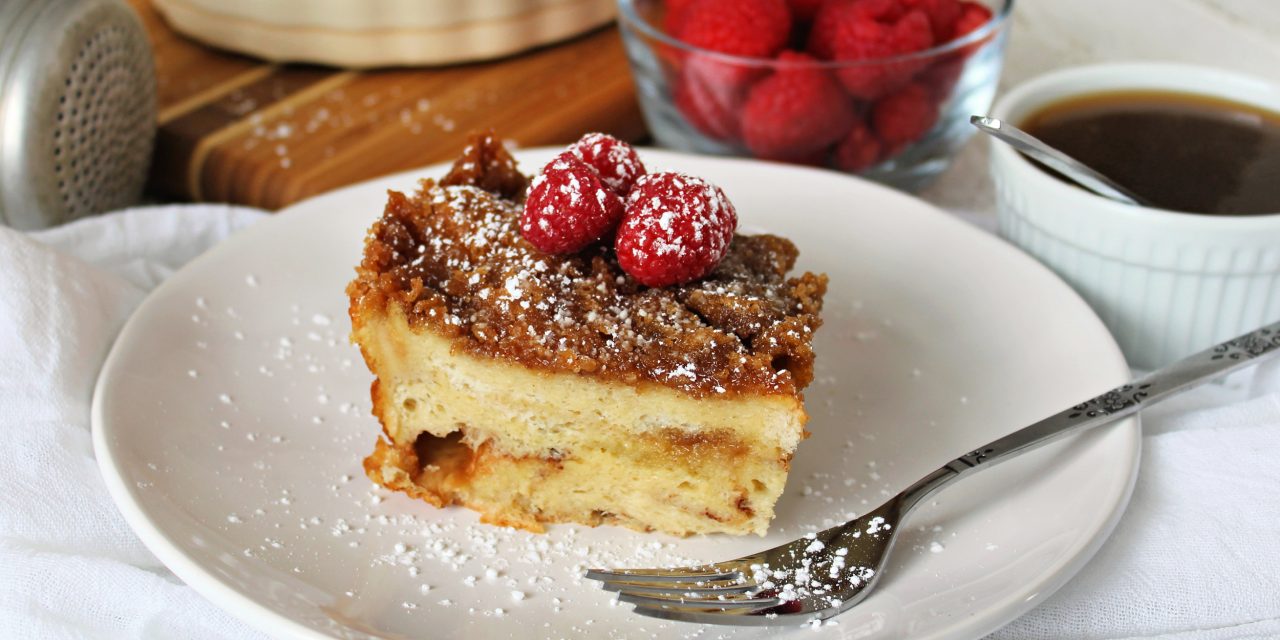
[870,82,939,151]
[520,152,625,254]
[616,172,738,287]
[808,0,935,99]
[740,51,856,162]
[834,120,883,172]
[566,133,647,196]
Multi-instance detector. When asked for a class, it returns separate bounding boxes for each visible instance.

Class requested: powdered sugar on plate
[95,147,1134,640]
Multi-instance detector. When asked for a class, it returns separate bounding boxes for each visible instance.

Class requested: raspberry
[674,0,791,58]
[902,0,962,41]
[520,153,625,254]
[663,0,699,33]
[740,51,856,162]
[869,82,939,151]
[914,1,991,100]
[669,0,789,142]
[566,133,647,195]
[951,1,994,56]
[791,146,833,167]
[917,56,965,99]
[674,56,754,141]
[809,0,935,99]
[616,172,738,287]
[809,0,905,58]
[675,77,741,141]
[787,0,825,21]
[834,120,883,172]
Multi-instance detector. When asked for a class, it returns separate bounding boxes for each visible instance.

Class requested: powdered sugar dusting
[567,132,647,195]
[617,172,737,282]
[348,136,826,397]
[521,153,624,254]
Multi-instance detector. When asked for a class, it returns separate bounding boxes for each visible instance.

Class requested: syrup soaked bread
[349,132,827,536]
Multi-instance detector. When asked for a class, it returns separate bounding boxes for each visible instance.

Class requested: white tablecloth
[2,202,1279,639]
[0,206,269,639]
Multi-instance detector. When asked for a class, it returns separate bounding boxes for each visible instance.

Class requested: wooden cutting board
[130,0,648,210]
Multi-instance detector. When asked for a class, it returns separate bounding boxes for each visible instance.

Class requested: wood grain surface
[129,0,647,210]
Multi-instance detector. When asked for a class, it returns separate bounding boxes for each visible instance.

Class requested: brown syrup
[1021,90,1280,215]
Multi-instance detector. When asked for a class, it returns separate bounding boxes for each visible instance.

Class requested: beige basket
[151,0,617,68]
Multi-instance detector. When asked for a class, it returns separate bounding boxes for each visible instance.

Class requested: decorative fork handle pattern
[901,320,1280,511]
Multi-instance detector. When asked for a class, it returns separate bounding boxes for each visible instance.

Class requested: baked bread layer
[356,305,805,536]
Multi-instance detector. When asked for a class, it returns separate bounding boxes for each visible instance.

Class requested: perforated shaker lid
[0,0,156,231]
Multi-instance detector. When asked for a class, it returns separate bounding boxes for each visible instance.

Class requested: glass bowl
[617,0,1014,192]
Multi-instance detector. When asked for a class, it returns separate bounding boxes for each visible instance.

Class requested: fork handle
[898,320,1280,512]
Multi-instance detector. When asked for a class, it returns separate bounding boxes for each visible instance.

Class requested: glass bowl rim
[617,0,1015,68]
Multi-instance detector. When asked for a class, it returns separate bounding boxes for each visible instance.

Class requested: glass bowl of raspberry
[617,0,1014,191]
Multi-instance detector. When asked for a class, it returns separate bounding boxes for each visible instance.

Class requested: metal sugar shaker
[0,0,156,230]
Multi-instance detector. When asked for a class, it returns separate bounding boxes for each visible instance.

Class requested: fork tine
[584,567,742,584]
[631,603,726,623]
[628,601,811,626]
[617,591,781,610]
[601,579,759,596]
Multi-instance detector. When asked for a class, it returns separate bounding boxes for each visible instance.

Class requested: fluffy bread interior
[357,305,807,536]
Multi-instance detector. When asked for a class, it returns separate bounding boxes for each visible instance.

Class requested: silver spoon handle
[900,320,1280,511]
[969,115,1151,207]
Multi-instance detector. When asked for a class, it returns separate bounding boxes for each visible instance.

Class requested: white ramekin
[990,62,1280,369]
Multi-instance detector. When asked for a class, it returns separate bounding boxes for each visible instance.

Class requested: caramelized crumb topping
[347,132,828,398]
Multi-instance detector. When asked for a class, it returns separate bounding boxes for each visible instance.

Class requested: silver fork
[586,320,1280,626]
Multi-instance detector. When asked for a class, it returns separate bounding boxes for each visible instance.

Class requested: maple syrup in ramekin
[1022,90,1280,215]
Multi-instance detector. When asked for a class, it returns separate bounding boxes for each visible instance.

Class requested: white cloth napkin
[990,366,1280,640]
[1,206,1278,639]
[0,206,269,640]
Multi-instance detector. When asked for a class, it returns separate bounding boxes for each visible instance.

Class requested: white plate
[92,149,1139,640]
